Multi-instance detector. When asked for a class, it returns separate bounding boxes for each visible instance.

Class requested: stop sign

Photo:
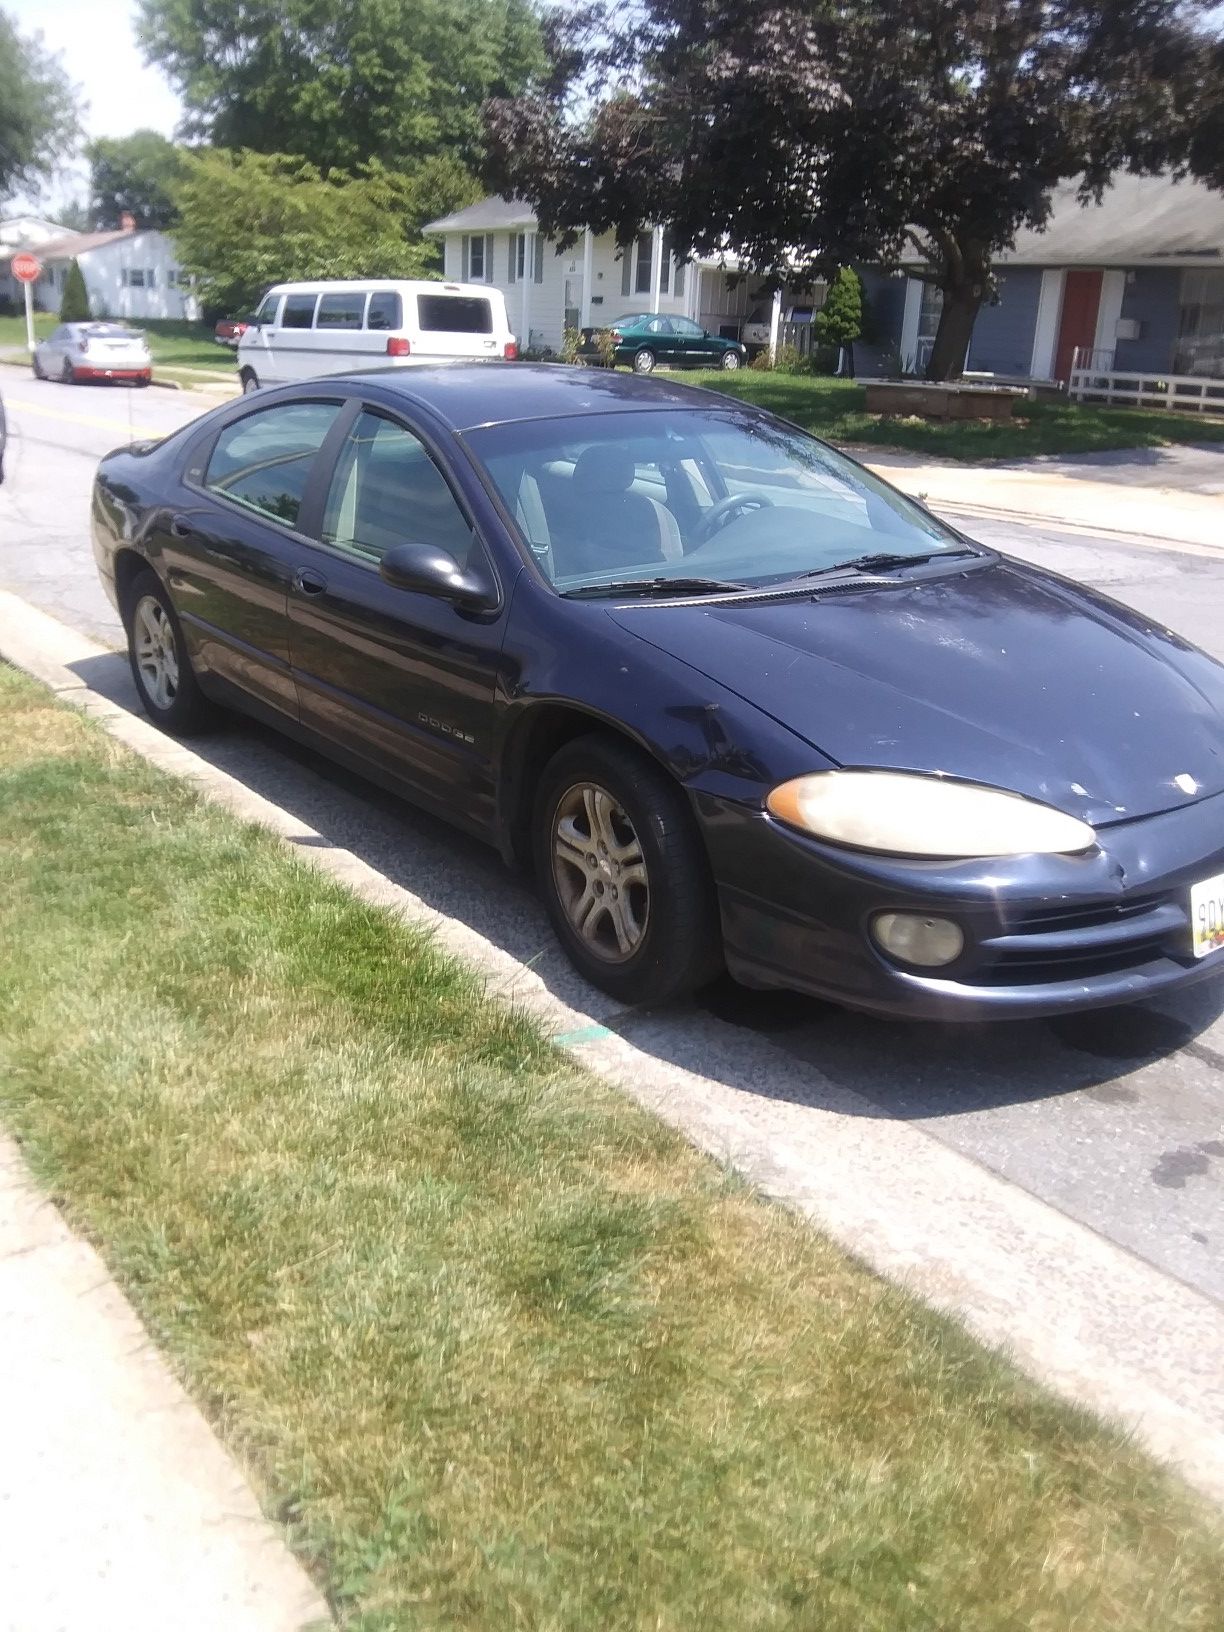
[11,252,41,284]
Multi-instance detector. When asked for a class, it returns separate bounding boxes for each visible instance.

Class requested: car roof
[341,362,733,432]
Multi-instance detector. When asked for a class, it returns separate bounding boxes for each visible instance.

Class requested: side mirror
[379,540,497,611]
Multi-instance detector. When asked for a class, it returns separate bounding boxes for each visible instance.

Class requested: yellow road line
[5,397,166,438]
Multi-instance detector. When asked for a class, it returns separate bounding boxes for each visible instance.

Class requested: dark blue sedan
[91,364,1224,1018]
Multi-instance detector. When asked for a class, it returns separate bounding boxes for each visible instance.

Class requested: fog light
[872,912,964,968]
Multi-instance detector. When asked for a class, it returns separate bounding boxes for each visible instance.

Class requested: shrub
[814,267,863,375]
[59,259,91,322]
[560,326,581,364]
[593,327,617,368]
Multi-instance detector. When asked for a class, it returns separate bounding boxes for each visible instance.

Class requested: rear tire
[534,734,721,1004]
[632,348,657,375]
[60,359,76,385]
[240,368,259,394]
[124,569,216,736]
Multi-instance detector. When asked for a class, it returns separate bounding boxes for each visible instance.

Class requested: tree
[813,268,863,376]
[60,261,91,322]
[170,149,479,315]
[88,130,184,229]
[0,8,79,205]
[486,1,1210,380]
[137,0,543,176]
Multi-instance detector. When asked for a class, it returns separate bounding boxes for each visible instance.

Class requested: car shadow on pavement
[68,650,1224,1123]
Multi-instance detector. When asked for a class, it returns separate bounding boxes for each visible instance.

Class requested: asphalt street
[1,361,1221,1305]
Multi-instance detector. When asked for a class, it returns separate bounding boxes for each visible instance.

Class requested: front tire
[31,353,45,380]
[720,350,742,370]
[240,367,260,394]
[125,569,215,735]
[534,735,721,1004]
[632,348,657,375]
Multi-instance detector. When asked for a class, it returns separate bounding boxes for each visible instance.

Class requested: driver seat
[547,444,683,577]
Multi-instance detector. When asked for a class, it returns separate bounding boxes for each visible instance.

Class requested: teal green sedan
[578,313,748,373]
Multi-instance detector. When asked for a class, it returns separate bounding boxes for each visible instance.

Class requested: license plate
[1190,871,1224,959]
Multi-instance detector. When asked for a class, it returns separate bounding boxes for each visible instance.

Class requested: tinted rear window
[416,294,493,334]
[366,291,402,331]
[282,293,318,329]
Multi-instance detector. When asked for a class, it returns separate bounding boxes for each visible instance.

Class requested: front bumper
[700,788,1224,1020]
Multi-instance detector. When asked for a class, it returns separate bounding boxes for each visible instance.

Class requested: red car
[214,317,250,348]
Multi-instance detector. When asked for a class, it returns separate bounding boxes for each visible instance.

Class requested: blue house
[878,172,1224,389]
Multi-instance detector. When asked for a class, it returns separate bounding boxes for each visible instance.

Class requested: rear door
[286,404,509,829]
[412,289,503,362]
[164,397,346,716]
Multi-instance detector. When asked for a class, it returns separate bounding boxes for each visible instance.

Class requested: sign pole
[24,278,35,353]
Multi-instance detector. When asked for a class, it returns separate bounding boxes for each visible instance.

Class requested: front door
[166,397,346,716]
[564,276,582,334]
[1054,270,1104,382]
[287,406,508,830]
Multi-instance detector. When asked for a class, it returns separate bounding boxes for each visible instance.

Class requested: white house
[423,196,776,352]
[0,215,71,306]
[3,219,200,322]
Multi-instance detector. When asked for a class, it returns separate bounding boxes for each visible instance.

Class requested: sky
[8,0,182,209]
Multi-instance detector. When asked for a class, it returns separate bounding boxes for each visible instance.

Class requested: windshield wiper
[562,575,746,600]
[792,546,981,581]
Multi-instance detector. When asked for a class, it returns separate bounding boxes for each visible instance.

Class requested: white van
[236,279,518,391]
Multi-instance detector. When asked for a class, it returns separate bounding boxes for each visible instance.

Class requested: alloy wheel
[551,781,650,962]
[133,596,180,711]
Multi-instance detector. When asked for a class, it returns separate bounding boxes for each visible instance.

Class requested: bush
[814,267,863,375]
[560,326,581,364]
[59,259,91,322]
[592,327,617,368]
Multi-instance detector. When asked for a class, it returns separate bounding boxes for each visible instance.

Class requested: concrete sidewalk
[862,444,1224,552]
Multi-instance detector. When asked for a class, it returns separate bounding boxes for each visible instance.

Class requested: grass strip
[0,662,1221,1631]
[690,370,1224,459]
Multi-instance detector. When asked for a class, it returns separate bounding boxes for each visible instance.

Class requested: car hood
[610,559,1224,825]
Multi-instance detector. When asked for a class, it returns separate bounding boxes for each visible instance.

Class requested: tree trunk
[925,283,984,381]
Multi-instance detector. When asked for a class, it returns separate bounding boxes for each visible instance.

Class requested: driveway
[2,360,1222,1309]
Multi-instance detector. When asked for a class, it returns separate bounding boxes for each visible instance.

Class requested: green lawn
[0,313,234,376]
[1,662,1222,1630]
[689,369,1224,460]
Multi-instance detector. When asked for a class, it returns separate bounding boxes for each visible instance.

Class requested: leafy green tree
[813,268,863,376]
[59,260,91,322]
[137,0,543,175]
[486,0,1210,380]
[0,8,79,205]
[88,130,184,228]
[170,149,479,314]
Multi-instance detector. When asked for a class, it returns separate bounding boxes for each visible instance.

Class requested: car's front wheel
[31,353,45,380]
[632,348,657,375]
[535,735,721,1004]
[125,569,215,735]
[720,350,742,370]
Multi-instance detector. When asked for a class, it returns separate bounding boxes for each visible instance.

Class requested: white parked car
[33,322,152,386]
[237,279,519,392]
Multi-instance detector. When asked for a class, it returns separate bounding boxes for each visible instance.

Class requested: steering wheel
[690,490,774,546]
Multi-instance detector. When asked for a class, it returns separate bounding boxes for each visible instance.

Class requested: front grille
[966,895,1189,987]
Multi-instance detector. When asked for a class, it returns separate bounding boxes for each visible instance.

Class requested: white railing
[1069,367,1224,415]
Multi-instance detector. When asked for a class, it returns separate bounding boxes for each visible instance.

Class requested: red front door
[1054,270,1104,382]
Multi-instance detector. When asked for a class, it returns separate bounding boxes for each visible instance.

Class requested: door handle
[294,567,328,595]
[169,513,195,539]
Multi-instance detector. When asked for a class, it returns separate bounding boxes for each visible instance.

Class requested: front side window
[317,291,366,330]
[254,292,280,325]
[672,317,703,339]
[321,411,472,567]
[203,401,340,529]
[468,408,960,593]
[281,293,318,329]
[366,291,402,331]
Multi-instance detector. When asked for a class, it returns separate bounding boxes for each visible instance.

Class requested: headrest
[572,443,635,494]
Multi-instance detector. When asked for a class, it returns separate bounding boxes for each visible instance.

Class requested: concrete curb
[2,590,1223,1512]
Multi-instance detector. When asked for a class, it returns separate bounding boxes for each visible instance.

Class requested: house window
[662,229,685,298]
[122,268,156,289]
[916,282,943,369]
[1175,270,1224,377]
[634,233,653,294]
[463,233,493,282]
[510,232,526,282]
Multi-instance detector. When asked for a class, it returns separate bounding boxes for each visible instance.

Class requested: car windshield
[467,407,969,594]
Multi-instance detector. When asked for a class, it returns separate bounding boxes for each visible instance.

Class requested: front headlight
[766,771,1095,858]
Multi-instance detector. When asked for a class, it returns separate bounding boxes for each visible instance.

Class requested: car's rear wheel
[60,359,76,385]
[632,348,657,375]
[534,735,721,1004]
[125,569,215,735]
[720,350,742,370]
[240,368,260,394]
